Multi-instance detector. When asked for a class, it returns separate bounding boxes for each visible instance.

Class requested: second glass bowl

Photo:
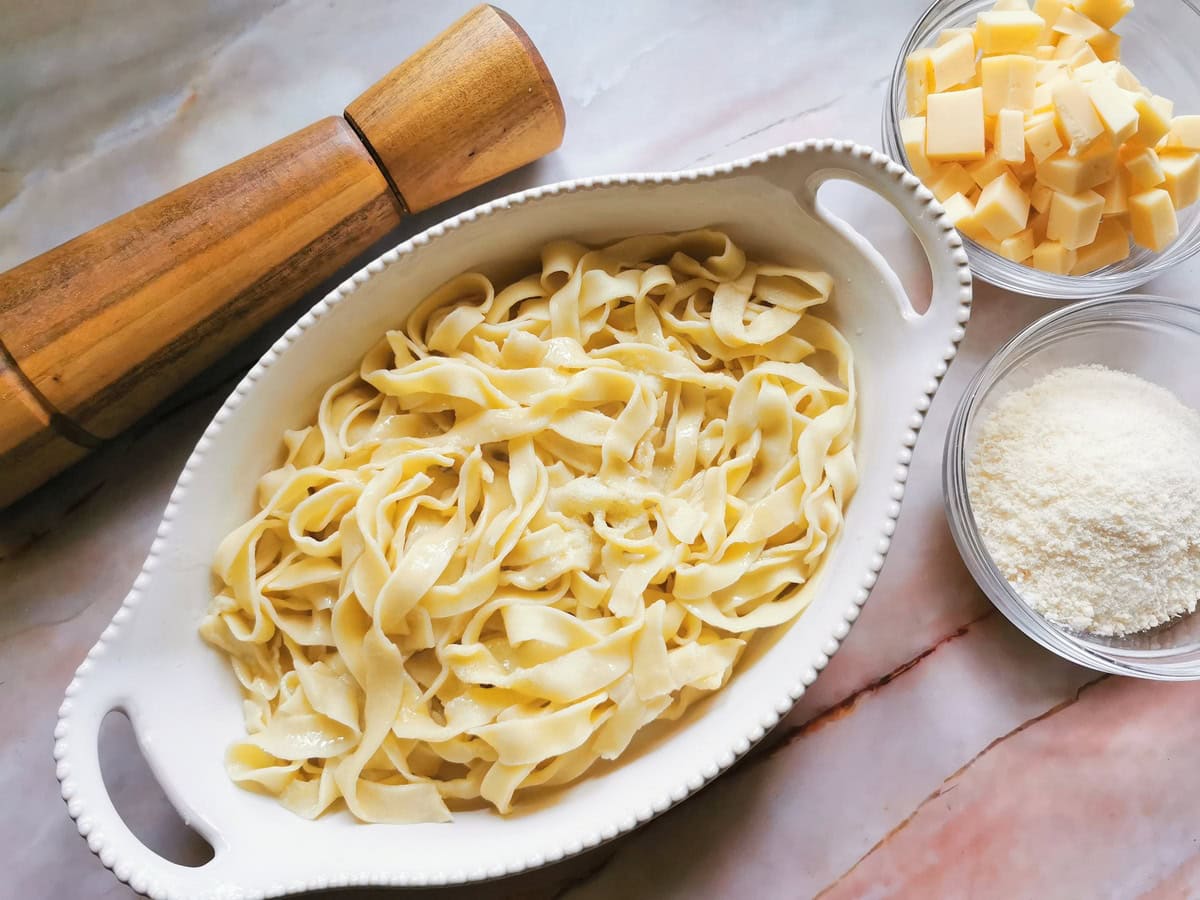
[883,0,1200,299]
[944,295,1200,679]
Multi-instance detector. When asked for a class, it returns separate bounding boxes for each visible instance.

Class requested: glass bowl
[944,295,1200,678]
[883,0,1200,300]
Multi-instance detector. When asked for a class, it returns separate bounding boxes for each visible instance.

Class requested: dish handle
[760,140,972,334]
[55,645,227,899]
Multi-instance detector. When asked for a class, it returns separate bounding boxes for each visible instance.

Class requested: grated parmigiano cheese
[968,365,1200,636]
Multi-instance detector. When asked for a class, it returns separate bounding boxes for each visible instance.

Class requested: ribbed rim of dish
[54,139,973,900]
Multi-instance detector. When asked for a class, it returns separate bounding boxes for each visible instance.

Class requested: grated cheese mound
[968,364,1200,636]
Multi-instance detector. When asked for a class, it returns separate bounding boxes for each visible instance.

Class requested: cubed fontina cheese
[1128,188,1178,252]
[982,55,1038,114]
[900,116,935,180]
[1025,114,1064,162]
[1086,77,1138,143]
[1052,79,1104,153]
[975,171,1031,239]
[1036,142,1116,194]
[1070,217,1130,273]
[1032,240,1077,274]
[926,88,986,161]
[936,27,976,47]
[976,10,1046,54]
[1098,169,1130,214]
[931,32,978,91]
[904,0,1195,271]
[1073,0,1133,30]
[999,227,1037,261]
[1159,152,1200,209]
[1132,94,1172,147]
[1046,188,1105,249]
[931,163,978,201]
[1090,28,1120,63]
[968,151,1012,187]
[996,109,1027,163]
[1052,7,1105,41]
[906,49,935,115]
[940,192,977,228]
[1169,116,1200,151]
[1122,146,1165,192]
[1033,0,1069,32]
[1030,181,1055,213]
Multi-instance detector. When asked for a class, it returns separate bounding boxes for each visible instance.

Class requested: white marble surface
[3,1,1200,898]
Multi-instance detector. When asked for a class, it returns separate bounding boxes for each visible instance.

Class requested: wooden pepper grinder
[0,5,563,507]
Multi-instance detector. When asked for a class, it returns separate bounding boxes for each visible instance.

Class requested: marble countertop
[3,1,1199,898]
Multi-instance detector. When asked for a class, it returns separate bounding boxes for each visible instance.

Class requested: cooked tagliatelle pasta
[201,230,857,823]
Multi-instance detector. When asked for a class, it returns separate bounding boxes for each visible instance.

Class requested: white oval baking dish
[55,140,971,899]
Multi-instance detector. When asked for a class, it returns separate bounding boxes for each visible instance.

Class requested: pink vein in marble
[822,676,1200,899]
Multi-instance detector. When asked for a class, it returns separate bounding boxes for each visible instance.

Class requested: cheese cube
[996,109,1028,163]
[967,151,1012,187]
[1031,79,1060,114]
[999,228,1037,261]
[1032,240,1078,273]
[975,171,1031,239]
[982,55,1038,114]
[931,163,978,201]
[1066,43,1101,71]
[1129,188,1179,251]
[936,27,976,47]
[1026,114,1064,162]
[1098,170,1130,214]
[1036,59,1068,85]
[1047,188,1105,248]
[1052,79,1104,153]
[1071,218,1131,273]
[976,11,1046,55]
[1113,64,1149,96]
[1030,208,1051,241]
[1169,116,1200,151]
[958,211,1001,247]
[1011,153,1038,182]
[900,116,935,180]
[1073,60,1115,82]
[1158,152,1200,208]
[1086,78,1139,143]
[1132,94,1172,147]
[1053,34,1088,61]
[1053,8,1105,41]
[1122,146,1165,191]
[1073,0,1134,30]
[926,88,986,161]
[1030,181,1055,213]
[906,48,935,115]
[1089,29,1120,63]
[1033,0,1068,29]
[941,192,977,227]
[1036,142,1117,193]
[931,32,978,91]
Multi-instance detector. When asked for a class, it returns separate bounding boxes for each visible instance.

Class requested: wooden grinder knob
[0,5,564,508]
